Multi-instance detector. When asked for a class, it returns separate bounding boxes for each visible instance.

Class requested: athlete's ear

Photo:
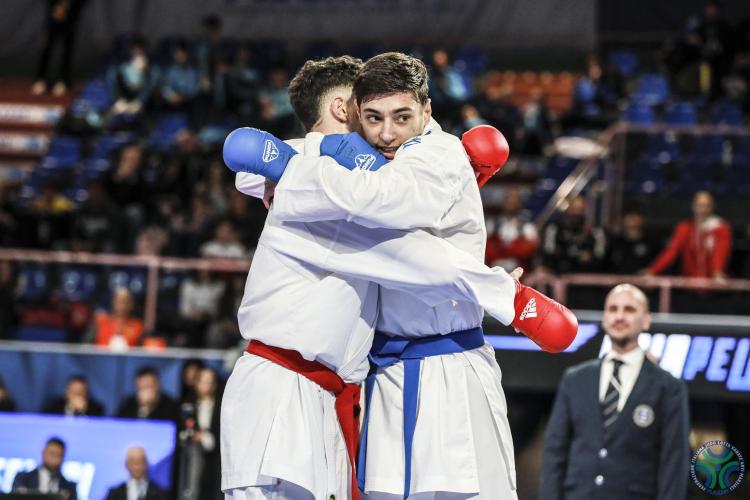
[330,96,348,124]
[423,98,432,123]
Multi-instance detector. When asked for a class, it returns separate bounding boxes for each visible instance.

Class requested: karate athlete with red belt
[223,52,577,500]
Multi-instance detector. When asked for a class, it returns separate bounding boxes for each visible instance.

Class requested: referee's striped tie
[601,359,624,432]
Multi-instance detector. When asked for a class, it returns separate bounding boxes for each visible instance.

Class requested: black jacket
[540,357,690,500]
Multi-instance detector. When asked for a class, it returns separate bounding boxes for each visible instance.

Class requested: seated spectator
[607,210,660,274]
[12,437,78,499]
[179,269,225,346]
[541,195,608,273]
[200,219,248,259]
[518,87,553,155]
[159,40,200,113]
[646,191,732,279]
[184,368,222,500]
[28,179,75,249]
[105,446,168,500]
[195,14,223,94]
[0,260,18,340]
[134,226,169,256]
[485,189,538,271]
[43,374,104,417]
[473,79,521,151]
[116,367,179,421]
[73,180,124,253]
[258,67,297,137]
[205,274,244,349]
[92,287,145,349]
[107,36,159,118]
[429,49,471,126]
[0,375,16,412]
[216,45,261,122]
[226,189,266,250]
[179,358,205,405]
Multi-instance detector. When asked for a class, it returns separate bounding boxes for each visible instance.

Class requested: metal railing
[2,249,749,327]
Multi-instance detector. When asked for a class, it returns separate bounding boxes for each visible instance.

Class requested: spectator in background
[159,41,200,114]
[541,195,608,273]
[92,287,144,348]
[259,67,297,137]
[107,36,159,119]
[519,87,553,155]
[645,190,732,279]
[31,0,88,96]
[0,261,19,340]
[105,446,168,500]
[429,49,471,127]
[43,374,104,416]
[73,180,123,253]
[226,189,266,250]
[185,368,222,500]
[175,194,215,256]
[104,144,146,243]
[607,210,660,274]
[485,189,538,272]
[216,45,261,122]
[195,15,223,94]
[736,222,750,278]
[204,160,230,216]
[473,79,521,152]
[29,179,75,250]
[116,367,179,421]
[134,226,169,256]
[179,358,205,405]
[695,0,736,99]
[0,182,20,246]
[0,375,16,412]
[12,437,78,499]
[205,274,244,349]
[179,269,225,347]
[200,219,248,259]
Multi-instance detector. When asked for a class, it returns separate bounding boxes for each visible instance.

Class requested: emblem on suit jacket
[632,404,654,428]
[691,440,745,495]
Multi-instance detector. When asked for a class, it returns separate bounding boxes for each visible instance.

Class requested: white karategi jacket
[222,131,517,499]
[271,120,518,498]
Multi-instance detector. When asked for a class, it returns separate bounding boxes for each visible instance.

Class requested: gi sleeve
[271,132,467,230]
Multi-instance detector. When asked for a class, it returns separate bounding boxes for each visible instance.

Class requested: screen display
[484,313,750,401]
[0,414,175,500]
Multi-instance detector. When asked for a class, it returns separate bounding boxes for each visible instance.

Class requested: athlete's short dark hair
[288,56,363,132]
[354,52,429,105]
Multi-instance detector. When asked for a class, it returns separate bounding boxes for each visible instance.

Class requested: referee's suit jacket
[539,357,690,500]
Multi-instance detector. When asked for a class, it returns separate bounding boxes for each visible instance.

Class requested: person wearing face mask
[541,195,608,274]
[540,284,689,500]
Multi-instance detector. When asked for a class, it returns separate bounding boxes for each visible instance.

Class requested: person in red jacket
[485,188,539,271]
[645,191,732,279]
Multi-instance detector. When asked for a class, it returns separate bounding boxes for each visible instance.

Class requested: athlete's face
[358,92,431,159]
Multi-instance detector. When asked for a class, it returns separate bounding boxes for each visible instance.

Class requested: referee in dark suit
[540,284,690,500]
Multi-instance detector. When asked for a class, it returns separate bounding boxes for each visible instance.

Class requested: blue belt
[356,327,485,498]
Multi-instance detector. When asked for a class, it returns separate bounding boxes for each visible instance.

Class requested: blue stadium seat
[59,267,99,302]
[16,325,67,342]
[631,74,670,106]
[149,114,188,151]
[157,270,188,314]
[686,134,725,166]
[107,268,147,297]
[664,102,697,126]
[623,103,654,125]
[574,78,597,104]
[710,101,744,127]
[607,50,639,78]
[454,46,487,74]
[18,265,50,302]
[640,133,681,163]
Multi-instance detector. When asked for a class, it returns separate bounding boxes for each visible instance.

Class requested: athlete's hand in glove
[319,132,388,172]
[511,282,578,353]
[223,127,298,182]
[461,125,510,187]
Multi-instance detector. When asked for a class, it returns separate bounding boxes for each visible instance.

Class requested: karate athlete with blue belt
[224,52,578,499]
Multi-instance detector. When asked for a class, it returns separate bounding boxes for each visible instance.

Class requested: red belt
[246,340,361,500]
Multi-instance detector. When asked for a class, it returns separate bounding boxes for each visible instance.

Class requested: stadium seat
[607,50,639,78]
[623,103,655,125]
[664,102,697,126]
[631,74,670,106]
[640,133,681,163]
[18,265,50,302]
[710,101,744,127]
[59,267,99,302]
[16,325,67,342]
[149,114,189,151]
